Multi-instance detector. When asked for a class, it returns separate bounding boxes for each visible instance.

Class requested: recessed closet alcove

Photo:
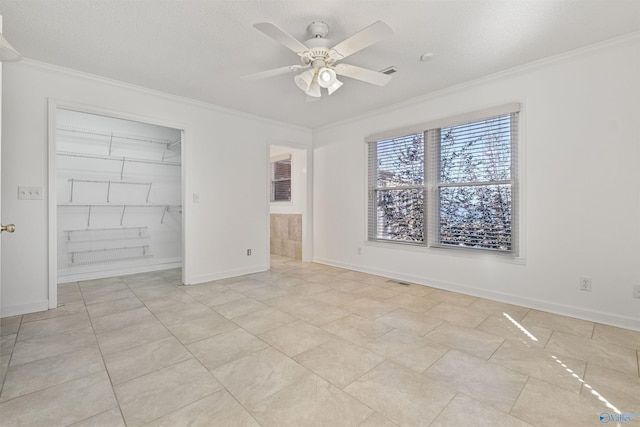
[55,109,183,283]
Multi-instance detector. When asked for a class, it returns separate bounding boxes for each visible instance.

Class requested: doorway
[49,106,185,306]
[268,144,309,262]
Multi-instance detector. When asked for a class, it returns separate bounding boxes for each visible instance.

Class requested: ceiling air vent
[381,66,398,75]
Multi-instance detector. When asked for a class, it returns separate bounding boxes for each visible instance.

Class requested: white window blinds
[271,157,291,202]
[367,107,519,254]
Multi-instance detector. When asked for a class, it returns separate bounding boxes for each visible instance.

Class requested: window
[368,107,519,253]
[271,156,291,202]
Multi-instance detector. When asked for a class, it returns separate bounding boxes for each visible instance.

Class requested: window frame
[270,155,292,203]
[366,104,521,256]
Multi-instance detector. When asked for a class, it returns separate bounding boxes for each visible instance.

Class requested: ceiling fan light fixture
[317,67,337,88]
[327,79,343,95]
[294,69,315,92]
[306,82,322,98]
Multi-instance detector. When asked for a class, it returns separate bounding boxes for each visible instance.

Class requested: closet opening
[51,107,184,302]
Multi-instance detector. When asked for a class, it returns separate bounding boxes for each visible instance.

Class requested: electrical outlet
[633,284,640,299]
[357,247,362,255]
[580,277,592,292]
[193,193,200,203]
[18,186,43,200]
[247,249,252,256]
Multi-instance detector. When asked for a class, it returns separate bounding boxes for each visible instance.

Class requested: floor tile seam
[483,352,587,395]
[544,330,639,373]
[580,359,640,381]
[84,296,134,425]
[208,344,315,413]
[106,349,195,387]
[425,391,462,426]
[228,312,291,337]
[66,406,123,427]
[506,375,533,419]
[86,302,147,322]
[330,355,388,392]
[20,305,86,325]
[143,388,262,427]
[14,321,95,343]
[188,331,272,373]
[0,365,111,406]
[589,333,640,353]
[484,335,508,361]
[0,332,19,396]
[417,345,457,377]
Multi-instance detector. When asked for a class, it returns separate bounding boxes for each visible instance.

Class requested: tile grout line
[0,314,23,397]
[83,278,129,427]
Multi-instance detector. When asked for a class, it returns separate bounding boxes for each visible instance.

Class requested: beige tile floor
[1,256,639,426]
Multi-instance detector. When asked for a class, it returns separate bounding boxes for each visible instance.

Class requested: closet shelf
[57,150,181,167]
[57,204,182,226]
[68,178,153,203]
[57,125,181,163]
[64,226,150,243]
[68,245,152,266]
[57,125,180,147]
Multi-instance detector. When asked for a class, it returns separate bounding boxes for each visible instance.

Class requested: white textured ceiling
[1,0,639,128]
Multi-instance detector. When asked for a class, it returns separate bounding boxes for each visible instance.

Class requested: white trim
[48,99,188,302]
[270,154,292,163]
[267,139,313,262]
[21,59,311,133]
[47,99,57,309]
[366,102,520,143]
[187,264,269,285]
[1,300,49,318]
[366,105,523,257]
[316,32,640,133]
[312,257,640,332]
[57,260,183,284]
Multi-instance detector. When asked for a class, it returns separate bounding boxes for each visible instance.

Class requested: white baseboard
[313,257,640,332]
[186,264,269,285]
[1,300,49,318]
[58,259,183,283]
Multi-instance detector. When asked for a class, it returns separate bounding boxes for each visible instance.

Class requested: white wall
[313,35,640,330]
[269,145,306,215]
[1,60,312,317]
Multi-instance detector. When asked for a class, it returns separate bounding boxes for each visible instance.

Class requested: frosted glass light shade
[327,79,343,95]
[317,67,337,88]
[294,70,315,92]
[306,82,321,97]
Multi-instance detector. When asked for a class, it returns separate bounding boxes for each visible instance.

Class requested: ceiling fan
[243,20,394,99]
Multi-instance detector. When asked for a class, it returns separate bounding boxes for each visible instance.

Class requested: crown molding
[315,31,640,133]
[13,58,312,134]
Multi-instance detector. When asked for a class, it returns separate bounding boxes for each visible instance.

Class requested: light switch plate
[18,186,43,200]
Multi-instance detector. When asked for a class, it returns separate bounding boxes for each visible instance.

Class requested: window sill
[364,240,526,265]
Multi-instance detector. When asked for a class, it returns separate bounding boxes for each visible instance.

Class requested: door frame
[266,140,313,265]
[47,99,188,308]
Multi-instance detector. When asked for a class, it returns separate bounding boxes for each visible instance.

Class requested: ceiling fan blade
[334,63,392,86]
[242,64,308,80]
[254,22,309,54]
[331,20,393,59]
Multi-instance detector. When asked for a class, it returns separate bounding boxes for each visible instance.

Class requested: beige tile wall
[270,214,302,260]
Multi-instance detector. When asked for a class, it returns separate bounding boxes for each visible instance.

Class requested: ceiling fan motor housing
[301,37,337,68]
[307,21,329,38]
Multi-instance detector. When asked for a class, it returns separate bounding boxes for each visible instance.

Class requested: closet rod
[57,150,181,166]
[57,125,176,146]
